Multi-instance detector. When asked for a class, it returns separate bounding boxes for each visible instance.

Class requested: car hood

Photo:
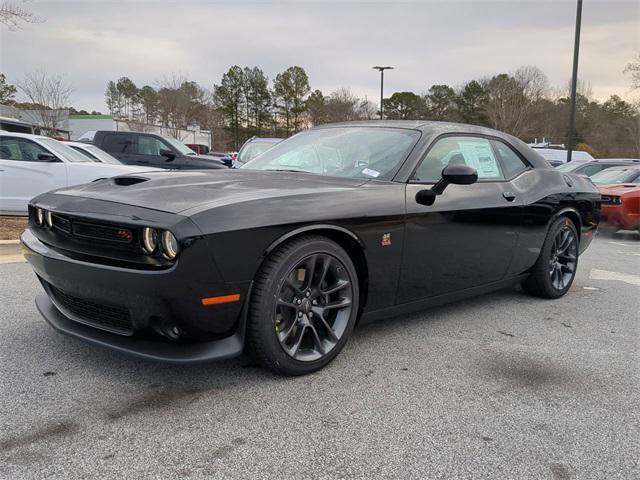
[50,169,368,214]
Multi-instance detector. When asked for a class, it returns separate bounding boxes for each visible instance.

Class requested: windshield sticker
[362,168,380,178]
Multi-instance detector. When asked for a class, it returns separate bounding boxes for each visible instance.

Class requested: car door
[397,135,526,303]
[0,136,67,214]
[136,135,177,168]
[99,133,140,166]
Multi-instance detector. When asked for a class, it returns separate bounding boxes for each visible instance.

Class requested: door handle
[502,192,517,202]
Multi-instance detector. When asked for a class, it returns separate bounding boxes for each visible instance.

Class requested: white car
[0,132,160,215]
[64,141,123,164]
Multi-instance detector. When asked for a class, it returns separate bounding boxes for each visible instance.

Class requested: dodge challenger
[21,121,601,375]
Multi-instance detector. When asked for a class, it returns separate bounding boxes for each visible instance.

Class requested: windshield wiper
[265,168,311,174]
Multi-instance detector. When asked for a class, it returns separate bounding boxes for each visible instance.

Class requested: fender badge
[381,233,391,247]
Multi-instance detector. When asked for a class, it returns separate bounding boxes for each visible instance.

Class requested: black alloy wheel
[523,216,579,299]
[548,225,578,290]
[247,236,359,375]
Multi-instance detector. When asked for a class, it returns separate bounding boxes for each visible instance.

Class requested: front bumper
[22,228,249,363]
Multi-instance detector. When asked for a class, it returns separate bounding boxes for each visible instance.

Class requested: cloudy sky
[1,0,638,112]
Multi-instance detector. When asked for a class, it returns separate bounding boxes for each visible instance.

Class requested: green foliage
[424,84,458,121]
[383,92,424,120]
[273,66,310,134]
[0,73,17,104]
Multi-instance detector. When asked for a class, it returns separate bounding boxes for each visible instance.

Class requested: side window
[102,134,134,154]
[413,136,502,183]
[491,140,529,178]
[0,137,50,162]
[137,136,167,156]
[581,164,603,177]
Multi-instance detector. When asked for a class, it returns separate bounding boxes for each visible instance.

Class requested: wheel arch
[261,225,369,321]
[553,207,581,240]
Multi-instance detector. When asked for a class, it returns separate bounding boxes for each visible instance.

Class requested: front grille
[49,285,133,335]
[50,213,138,250]
[601,195,622,205]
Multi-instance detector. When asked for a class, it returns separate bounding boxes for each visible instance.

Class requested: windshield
[164,137,197,155]
[241,127,420,180]
[72,145,122,164]
[590,168,640,185]
[239,141,279,164]
[556,163,579,172]
[39,138,91,162]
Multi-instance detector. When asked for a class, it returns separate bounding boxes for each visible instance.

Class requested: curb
[0,240,25,262]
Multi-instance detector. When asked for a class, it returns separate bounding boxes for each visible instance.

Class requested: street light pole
[567,0,583,162]
[372,66,394,120]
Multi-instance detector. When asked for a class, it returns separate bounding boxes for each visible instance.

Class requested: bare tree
[624,53,640,90]
[0,1,44,29]
[17,71,73,135]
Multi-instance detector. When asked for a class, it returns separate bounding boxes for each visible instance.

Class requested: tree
[306,89,327,126]
[0,1,44,29]
[138,85,158,124]
[0,72,17,104]
[116,76,138,119]
[213,66,246,148]
[624,53,640,90]
[424,84,458,121]
[243,67,271,135]
[17,71,73,134]
[273,66,310,134]
[383,92,424,119]
[156,75,209,139]
[104,80,122,117]
[456,80,487,125]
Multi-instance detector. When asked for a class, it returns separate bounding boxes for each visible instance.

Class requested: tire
[246,235,359,376]
[523,216,579,299]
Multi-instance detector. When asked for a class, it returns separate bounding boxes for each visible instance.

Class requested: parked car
[200,151,233,167]
[556,158,640,176]
[90,131,226,170]
[64,141,123,164]
[532,147,594,165]
[233,137,283,168]
[598,184,640,233]
[22,121,599,375]
[185,143,210,155]
[589,166,640,185]
[0,132,159,215]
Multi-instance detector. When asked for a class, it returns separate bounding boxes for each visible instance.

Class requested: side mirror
[37,153,58,162]
[160,149,176,161]
[415,164,478,206]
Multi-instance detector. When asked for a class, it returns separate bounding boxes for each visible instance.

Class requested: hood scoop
[113,176,149,186]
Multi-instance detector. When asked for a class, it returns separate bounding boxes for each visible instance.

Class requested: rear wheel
[246,236,359,376]
[523,216,579,299]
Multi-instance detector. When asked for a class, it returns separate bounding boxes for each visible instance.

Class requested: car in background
[185,143,210,155]
[556,159,640,177]
[0,132,160,215]
[233,137,283,168]
[200,151,233,167]
[532,148,594,166]
[64,141,123,164]
[89,131,226,170]
[598,183,640,234]
[589,166,640,186]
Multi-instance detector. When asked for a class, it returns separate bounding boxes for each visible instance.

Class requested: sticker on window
[459,141,501,178]
[362,168,380,178]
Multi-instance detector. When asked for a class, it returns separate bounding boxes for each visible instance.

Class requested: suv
[88,131,226,170]
[234,137,283,168]
[556,159,640,177]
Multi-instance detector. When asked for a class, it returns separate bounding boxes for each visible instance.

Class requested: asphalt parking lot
[0,234,638,480]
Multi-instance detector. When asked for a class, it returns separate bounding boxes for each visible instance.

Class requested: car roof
[249,137,283,143]
[0,131,50,141]
[64,141,97,148]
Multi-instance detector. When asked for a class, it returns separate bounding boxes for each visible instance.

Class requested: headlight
[36,208,44,226]
[45,211,53,228]
[141,227,158,254]
[160,231,179,259]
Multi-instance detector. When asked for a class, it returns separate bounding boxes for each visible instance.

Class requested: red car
[590,166,640,233]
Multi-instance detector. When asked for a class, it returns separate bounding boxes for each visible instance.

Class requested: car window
[590,168,640,185]
[70,145,98,161]
[102,134,134,154]
[240,142,276,163]
[0,137,50,162]
[491,140,528,178]
[581,164,603,176]
[38,138,91,162]
[413,136,503,183]
[137,136,167,156]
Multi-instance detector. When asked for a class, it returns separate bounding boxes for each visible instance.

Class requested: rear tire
[246,235,359,376]
[523,216,579,299]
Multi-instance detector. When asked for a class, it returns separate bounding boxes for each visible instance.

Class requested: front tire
[523,216,579,299]
[246,236,359,376]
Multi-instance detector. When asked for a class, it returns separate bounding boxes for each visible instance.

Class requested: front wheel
[246,236,359,376]
[523,216,579,299]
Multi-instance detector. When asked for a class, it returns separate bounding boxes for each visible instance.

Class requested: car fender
[263,224,366,258]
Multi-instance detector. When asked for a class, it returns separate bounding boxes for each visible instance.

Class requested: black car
[91,131,226,170]
[556,158,640,176]
[22,121,600,375]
